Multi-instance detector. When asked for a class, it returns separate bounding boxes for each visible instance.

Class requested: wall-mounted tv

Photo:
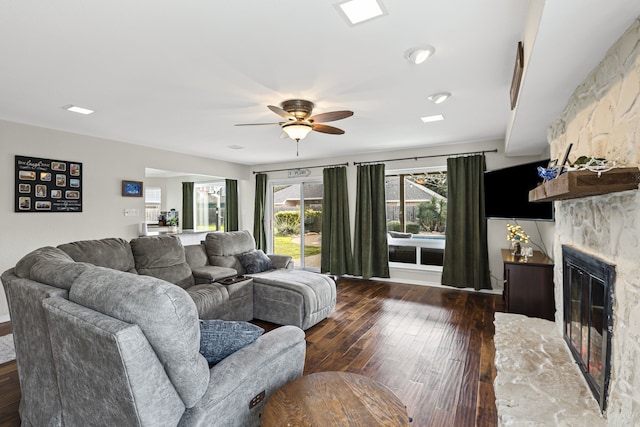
[484,159,554,221]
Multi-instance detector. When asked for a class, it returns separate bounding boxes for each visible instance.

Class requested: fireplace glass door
[563,245,615,413]
[568,269,606,396]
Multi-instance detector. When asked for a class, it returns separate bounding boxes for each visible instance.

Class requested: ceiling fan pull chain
[296,140,299,156]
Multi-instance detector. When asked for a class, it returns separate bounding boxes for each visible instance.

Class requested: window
[195,181,226,231]
[385,170,447,267]
[144,186,161,223]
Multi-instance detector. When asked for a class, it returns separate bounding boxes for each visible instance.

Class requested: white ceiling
[1,1,639,166]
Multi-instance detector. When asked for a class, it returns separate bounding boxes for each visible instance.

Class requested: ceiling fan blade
[309,110,354,123]
[268,105,296,120]
[234,122,281,126]
[312,123,345,135]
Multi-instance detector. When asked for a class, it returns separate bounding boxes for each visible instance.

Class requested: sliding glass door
[269,181,323,270]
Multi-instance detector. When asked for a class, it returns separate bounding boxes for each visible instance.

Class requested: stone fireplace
[562,245,615,412]
[547,17,640,425]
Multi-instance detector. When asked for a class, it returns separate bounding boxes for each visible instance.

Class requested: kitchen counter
[141,228,210,245]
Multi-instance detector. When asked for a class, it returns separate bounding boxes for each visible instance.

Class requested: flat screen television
[483,159,554,221]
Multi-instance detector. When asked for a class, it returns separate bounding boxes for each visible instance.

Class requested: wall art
[15,155,83,212]
[122,180,143,197]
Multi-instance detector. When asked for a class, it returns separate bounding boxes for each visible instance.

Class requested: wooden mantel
[529,167,640,202]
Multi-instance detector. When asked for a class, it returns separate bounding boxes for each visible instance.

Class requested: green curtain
[181,182,194,230]
[441,154,491,290]
[321,167,353,275]
[225,179,238,232]
[353,164,390,279]
[253,173,267,251]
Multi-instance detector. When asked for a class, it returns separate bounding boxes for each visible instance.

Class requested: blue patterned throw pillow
[237,249,275,274]
[199,320,264,365]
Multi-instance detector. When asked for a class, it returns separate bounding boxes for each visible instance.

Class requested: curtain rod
[352,148,498,166]
[253,162,349,175]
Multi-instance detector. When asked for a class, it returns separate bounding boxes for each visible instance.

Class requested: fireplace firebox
[562,245,615,413]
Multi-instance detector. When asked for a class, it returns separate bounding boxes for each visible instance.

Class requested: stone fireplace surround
[546,17,640,426]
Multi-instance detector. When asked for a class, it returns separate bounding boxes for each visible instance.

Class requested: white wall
[0,120,250,319]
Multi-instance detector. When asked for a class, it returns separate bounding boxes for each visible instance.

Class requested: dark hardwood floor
[0,277,503,427]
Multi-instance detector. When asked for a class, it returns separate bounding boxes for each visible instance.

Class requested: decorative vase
[512,240,521,257]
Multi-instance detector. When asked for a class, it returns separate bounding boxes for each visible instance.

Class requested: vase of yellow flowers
[506,224,529,256]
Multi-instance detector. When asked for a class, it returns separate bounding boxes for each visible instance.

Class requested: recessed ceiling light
[404,46,435,64]
[428,92,451,104]
[62,104,94,115]
[335,0,386,26]
[421,114,445,123]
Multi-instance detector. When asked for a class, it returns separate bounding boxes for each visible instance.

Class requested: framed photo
[15,155,83,213]
[510,41,524,110]
[122,180,143,197]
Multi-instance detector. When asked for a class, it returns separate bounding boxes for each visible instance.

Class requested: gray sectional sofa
[1,230,337,426]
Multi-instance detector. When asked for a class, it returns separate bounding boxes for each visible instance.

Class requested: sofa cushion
[238,250,274,274]
[58,238,137,273]
[184,244,209,268]
[30,259,92,291]
[130,235,194,289]
[198,320,264,365]
[208,255,243,275]
[69,267,209,408]
[205,230,255,256]
[14,246,74,279]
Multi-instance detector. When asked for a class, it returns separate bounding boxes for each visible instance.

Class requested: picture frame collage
[15,155,83,212]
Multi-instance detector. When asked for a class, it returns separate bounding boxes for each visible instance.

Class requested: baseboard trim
[0,315,10,324]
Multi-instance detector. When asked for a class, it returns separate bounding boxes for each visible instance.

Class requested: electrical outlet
[124,209,139,217]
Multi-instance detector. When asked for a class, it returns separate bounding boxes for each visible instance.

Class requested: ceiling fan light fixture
[282,122,313,141]
[404,46,435,64]
[427,92,451,104]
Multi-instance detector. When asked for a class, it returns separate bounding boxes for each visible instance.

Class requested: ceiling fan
[235,99,354,156]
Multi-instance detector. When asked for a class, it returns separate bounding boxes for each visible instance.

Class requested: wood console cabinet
[502,249,555,321]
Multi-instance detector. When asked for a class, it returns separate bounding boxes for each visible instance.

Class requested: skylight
[335,0,385,25]
[420,114,445,123]
[62,104,94,115]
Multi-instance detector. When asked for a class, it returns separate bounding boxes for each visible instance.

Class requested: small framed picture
[510,41,524,110]
[122,180,143,197]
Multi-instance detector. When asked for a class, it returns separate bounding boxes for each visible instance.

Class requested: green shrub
[274,211,300,236]
[387,221,402,232]
[406,222,421,234]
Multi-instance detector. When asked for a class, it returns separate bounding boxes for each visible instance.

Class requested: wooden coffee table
[261,371,410,426]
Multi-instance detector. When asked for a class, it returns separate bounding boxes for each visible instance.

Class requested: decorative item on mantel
[506,224,529,257]
[530,151,640,202]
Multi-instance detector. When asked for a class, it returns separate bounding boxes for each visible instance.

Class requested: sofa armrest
[191,266,238,284]
[267,254,293,270]
[186,325,305,421]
